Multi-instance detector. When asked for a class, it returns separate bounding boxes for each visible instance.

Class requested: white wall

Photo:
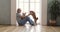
[11,0,47,25]
[42,0,47,25]
[11,0,16,25]
[0,0,11,25]
[0,0,16,25]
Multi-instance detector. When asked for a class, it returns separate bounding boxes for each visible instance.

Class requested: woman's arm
[25,13,31,17]
[19,13,31,19]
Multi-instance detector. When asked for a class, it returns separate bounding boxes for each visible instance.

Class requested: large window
[16,0,42,24]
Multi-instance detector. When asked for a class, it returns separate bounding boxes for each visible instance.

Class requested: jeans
[18,16,34,25]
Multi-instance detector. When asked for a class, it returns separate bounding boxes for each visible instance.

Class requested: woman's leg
[18,16,35,26]
[26,16,35,25]
[18,19,27,25]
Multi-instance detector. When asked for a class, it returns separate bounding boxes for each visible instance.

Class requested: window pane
[24,3,29,13]
[35,0,40,2]
[19,3,24,12]
[35,3,40,13]
[30,0,35,2]
[30,3,35,11]
[35,3,41,23]
[19,0,24,2]
[24,0,29,3]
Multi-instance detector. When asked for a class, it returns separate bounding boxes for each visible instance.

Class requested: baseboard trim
[0,24,11,26]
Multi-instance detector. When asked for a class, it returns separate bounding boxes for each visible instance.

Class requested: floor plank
[0,25,60,32]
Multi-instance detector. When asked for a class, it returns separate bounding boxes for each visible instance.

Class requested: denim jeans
[18,16,34,25]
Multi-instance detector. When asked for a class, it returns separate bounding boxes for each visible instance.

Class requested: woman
[16,8,35,26]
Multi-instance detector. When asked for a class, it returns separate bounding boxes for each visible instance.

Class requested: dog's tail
[35,17,38,22]
[36,17,38,20]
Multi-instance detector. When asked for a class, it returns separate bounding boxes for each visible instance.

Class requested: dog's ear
[29,11,33,14]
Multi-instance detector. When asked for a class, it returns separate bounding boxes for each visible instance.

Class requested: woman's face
[19,10,21,13]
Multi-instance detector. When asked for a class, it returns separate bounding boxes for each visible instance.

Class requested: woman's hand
[22,13,26,16]
[21,16,25,19]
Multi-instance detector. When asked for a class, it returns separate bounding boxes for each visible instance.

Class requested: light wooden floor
[0,24,60,32]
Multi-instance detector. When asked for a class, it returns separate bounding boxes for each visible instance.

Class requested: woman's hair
[17,8,21,13]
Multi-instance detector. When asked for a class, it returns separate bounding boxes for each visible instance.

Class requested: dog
[30,11,38,24]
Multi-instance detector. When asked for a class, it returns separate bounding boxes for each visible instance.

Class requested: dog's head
[30,11,35,15]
